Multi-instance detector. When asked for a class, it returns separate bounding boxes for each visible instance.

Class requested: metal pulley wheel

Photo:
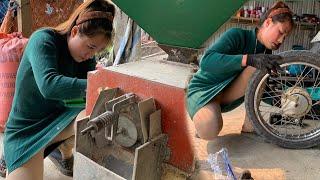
[115,115,138,147]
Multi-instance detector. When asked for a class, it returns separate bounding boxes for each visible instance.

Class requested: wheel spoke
[253,62,320,144]
[308,109,320,133]
[307,109,320,120]
[270,116,284,126]
[260,94,282,100]
[259,109,280,114]
[261,82,282,107]
[270,78,294,89]
[291,67,313,91]
[309,70,320,96]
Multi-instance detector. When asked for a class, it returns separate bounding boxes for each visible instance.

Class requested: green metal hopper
[112,0,247,48]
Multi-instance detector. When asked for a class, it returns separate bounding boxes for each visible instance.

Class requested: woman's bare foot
[58,136,74,159]
[241,115,255,133]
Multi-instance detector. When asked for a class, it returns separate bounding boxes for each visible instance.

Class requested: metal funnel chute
[112,0,247,48]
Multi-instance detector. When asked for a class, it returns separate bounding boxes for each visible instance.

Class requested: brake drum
[281,87,312,118]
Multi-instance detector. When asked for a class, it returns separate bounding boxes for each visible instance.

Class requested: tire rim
[254,62,320,142]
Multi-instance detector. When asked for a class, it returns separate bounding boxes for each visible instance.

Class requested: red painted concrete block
[86,60,195,173]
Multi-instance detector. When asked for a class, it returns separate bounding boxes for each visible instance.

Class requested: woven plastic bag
[0,32,27,132]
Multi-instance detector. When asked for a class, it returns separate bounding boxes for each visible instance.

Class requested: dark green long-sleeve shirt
[187,28,270,118]
[4,28,96,173]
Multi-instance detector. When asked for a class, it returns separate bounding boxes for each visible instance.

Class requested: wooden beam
[17,0,32,37]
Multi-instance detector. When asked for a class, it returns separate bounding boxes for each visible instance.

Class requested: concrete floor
[191,104,320,180]
[0,104,319,179]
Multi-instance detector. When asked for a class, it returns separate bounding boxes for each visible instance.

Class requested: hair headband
[76,11,113,25]
[268,8,292,18]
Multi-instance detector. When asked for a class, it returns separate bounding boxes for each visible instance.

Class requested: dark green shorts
[221,96,244,113]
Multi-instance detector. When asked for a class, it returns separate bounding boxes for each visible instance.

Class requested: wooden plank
[17,0,32,37]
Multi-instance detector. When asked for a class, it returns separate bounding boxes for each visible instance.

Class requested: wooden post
[17,0,32,37]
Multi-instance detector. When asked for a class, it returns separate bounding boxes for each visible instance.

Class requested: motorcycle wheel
[245,50,320,149]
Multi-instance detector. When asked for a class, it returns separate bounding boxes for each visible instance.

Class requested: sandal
[0,156,6,178]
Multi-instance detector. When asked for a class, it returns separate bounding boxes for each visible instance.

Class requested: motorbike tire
[245,50,320,149]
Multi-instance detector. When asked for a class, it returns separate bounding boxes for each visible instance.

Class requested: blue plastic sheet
[0,0,9,24]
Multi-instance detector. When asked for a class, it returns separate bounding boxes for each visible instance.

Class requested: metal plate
[133,134,168,180]
[311,31,320,43]
[90,88,118,119]
[115,115,138,147]
[149,110,162,140]
[138,98,156,143]
[103,155,133,180]
[74,152,125,180]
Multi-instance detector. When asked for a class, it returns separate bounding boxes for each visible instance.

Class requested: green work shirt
[187,28,270,118]
[4,28,96,173]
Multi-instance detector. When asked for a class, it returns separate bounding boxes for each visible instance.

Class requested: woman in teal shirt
[187,1,294,140]
[4,0,115,179]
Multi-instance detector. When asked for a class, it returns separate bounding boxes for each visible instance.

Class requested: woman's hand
[246,54,283,74]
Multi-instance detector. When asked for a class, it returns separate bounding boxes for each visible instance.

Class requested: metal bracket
[76,90,170,180]
[158,44,201,64]
[81,93,137,144]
